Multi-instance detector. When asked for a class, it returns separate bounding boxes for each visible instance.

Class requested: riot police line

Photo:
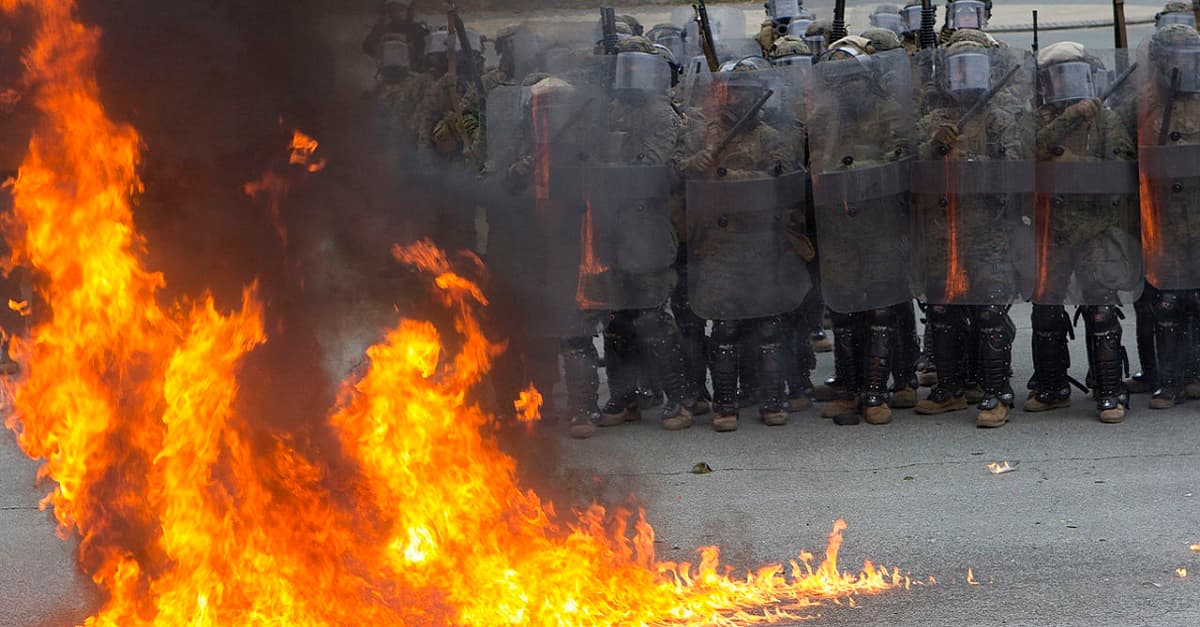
[365,0,1200,437]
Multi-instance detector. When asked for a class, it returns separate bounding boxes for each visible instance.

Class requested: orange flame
[943,161,969,300]
[1032,194,1052,302]
[1,2,907,624]
[515,384,543,424]
[289,129,326,172]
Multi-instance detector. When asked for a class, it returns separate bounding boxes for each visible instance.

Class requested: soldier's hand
[1066,98,1100,121]
[688,149,717,172]
[508,155,532,179]
[931,123,959,148]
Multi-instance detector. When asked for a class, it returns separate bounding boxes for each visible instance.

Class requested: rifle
[693,1,720,72]
[831,0,848,41]
[444,15,467,147]
[712,89,775,158]
[449,3,486,101]
[941,63,1020,150]
[1032,11,1040,106]
[1113,0,1129,51]
[1100,61,1137,104]
[1194,0,1200,34]
[920,0,937,50]
[1159,67,1181,146]
[601,8,619,56]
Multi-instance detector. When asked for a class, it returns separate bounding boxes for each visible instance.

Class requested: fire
[289,129,326,173]
[943,161,968,301]
[1,1,907,625]
[1032,195,1052,302]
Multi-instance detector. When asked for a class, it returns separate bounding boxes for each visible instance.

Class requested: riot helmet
[861,27,904,52]
[1156,2,1197,30]
[805,20,832,56]
[815,37,878,112]
[946,0,989,31]
[714,64,770,124]
[870,4,905,34]
[901,0,933,35]
[1037,41,1096,105]
[944,41,991,104]
[768,35,813,66]
[787,8,817,36]
[615,51,673,92]
[646,24,686,62]
[379,33,411,81]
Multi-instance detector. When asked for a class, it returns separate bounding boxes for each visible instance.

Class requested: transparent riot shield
[1032,49,1142,306]
[808,48,916,313]
[911,48,1037,306]
[684,70,811,321]
[575,65,679,311]
[1137,39,1200,290]
[485,85,527,175]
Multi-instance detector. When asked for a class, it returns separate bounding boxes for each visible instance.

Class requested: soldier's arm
[641,104,683,166]
[990,108,1027,160]
[1035,106,1085,159]
[1100,108,1136,161]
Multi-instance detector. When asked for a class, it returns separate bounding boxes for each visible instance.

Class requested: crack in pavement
[584,451,1200,478]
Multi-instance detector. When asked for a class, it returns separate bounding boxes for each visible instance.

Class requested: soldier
[677,62,810,431]
[808,36,916,425]
[1137,24,1200,408]
[1026,42,1140,423]
[766,35,821,410]
[363,0,428,71]
[940,0,991,44]
[912,40,1034,427]
[870,4,906,35]
[371,33,429,154]
[756,0,812,55]
[899,0,934,53]
[572,36,698,436]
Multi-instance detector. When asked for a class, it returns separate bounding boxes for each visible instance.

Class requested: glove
[1065,98,1100,122]
[786,227,816,263]
[685,148,716,173]
[931,123,959,148]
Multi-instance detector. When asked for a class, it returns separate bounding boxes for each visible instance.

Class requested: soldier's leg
[975,305,1017,428]
[757,315,790,426]
[862,306,898,425]
[562,334,601,439]
[822,311,864,425]
[1128,282,1159,394]
[710,319,742,432]
[1024,304,1073,412]
[1187,310,1200,399]
[1082,305,1130,423]
[785,308,816,412]
[599,311,641,427]
[670,266,711,414]
[1151,290,1188,409]
[916,304,970,415]
[890,300,920,409]
[738,324,761,408]
[917,301,938,387]
[631,307,696,431]
[963,314,984,404]
[803,199,832,353]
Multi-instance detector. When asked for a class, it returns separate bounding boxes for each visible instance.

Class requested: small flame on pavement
[987,461,1019,475]
[967,568,980,585]
[1190,544,1200,552]
[514,384,543,424]
[1176,568,1188,579]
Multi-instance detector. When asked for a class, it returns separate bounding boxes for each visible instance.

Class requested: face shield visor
[901,5,927,34]
[1157,12,1197,30]
[870,12,905,34]
[1161,46,1200,93]
[379,35,410,79]
[649,30,686,62]
[767,0,801,20]
[1041,61,1097,104]
[805,34,829,55]
[715,73,769,123]
[948,0,988,30]
[946,50,991,102]
[787,18,815,37]
[614,52,672,92]
[773,53,812,67]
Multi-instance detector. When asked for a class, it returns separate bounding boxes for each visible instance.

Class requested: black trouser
[1152,289,1200,396]
[671,251,709,401]
[928,304,1014,407]
[711,315,788,416]
[604,306,694,411]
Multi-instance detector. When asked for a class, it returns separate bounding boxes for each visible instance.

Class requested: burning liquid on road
[1,1,905,624]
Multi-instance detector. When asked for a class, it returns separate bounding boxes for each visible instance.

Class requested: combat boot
[1084,306,1130,424]
[889,302,920,410]
[661,402,694,431]
[710,321,741,432]
[1150,291,1187,410]
[712,412,739,432]
[562,337,602,437]
[914,386,968,414]
[568,412,599,439]
[860,308,896,425]
[757,317,791,427]
[822,395,861,425]
[1023,305,1072,412]
[816,314,857,401]
[976,395,1011,428]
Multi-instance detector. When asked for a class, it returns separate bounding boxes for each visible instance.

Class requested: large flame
[2,1,907,624]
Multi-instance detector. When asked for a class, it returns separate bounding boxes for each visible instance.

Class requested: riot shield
[808,48,917,313]
[684,70,811,321]
[575,62,679,311]
[911,48,1037,306]
[1137,38,1200,290]
[1032,49,1142,306]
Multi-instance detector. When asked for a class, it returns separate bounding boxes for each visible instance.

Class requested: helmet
[766,0,802,20]
[947,27,1001,47]
[861,27,903,51]
[768,34,813,66]
[646,23,686,62]
[944,40,992,104]
[900,0,932,35]
[805,20,833,56]
[786,8,817,37]
[1150,23,1200,93]
[1037,41,1097,105]
[816,36,876,80]
[615,50,672,91]
[870,4,905,34]
[718,55,775,72]
[1156,1,1197,29]
[713,61,770,123]
[427,28,483,56]
[946,0,989,31]
[616,14,644,36]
